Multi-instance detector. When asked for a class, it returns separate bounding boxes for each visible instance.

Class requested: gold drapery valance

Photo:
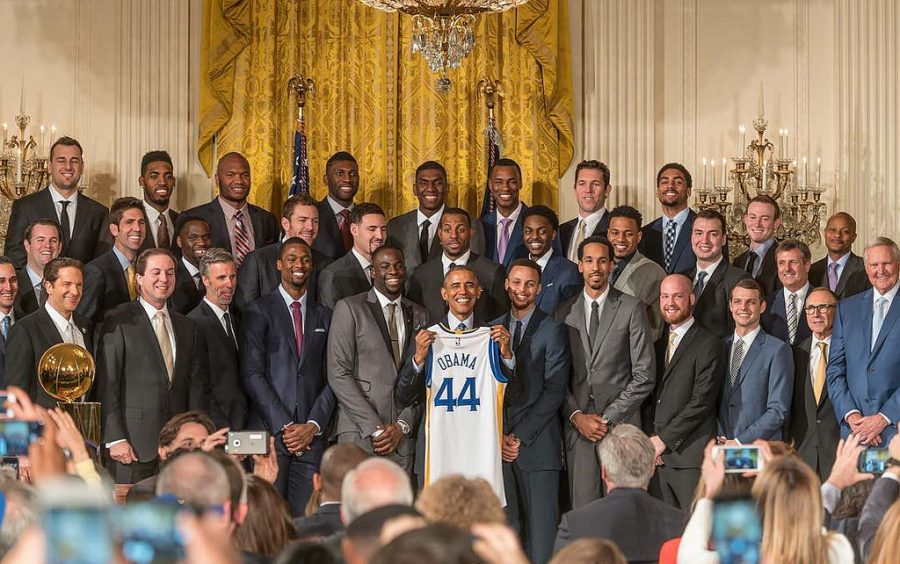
[198,0,573,216]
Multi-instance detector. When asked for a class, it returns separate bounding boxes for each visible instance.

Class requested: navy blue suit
[640,210,697,274]
[482,205,529,268]
[718,330,793,443]
[534,255,581,316]
[761,288,812,346]
[240,290,336,515]
[827,288,900,443]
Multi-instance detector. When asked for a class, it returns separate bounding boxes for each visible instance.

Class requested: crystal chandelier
[357,0,531,92]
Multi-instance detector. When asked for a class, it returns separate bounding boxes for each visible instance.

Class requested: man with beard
[327,244,428,472]
[314,152,361,260]
[241,238,335,515]
[518,205,580,315]
[0,257,20,385]
[78,197,147,326]
[761,240,813,346]
[559,160,612,262]
[809,212,866,298]
[643,274,722,509]
[188,248,246,430]
[387,161,485,272]
[640,163,697,274]
[138,150,179,253]
[16,219,61,315]
[733,195,782,296]
[319,203,387,309]
[170,218,211,314]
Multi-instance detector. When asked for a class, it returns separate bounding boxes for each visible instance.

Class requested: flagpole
[287,75,315,195]
[477,77,504,219]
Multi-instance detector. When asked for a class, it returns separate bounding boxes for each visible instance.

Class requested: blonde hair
[867,499,900,564]
[549,539,627,564]
[752,456,831,564]
[415,475,505,528]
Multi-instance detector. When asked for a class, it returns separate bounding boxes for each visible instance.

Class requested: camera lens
[233,439,241,447]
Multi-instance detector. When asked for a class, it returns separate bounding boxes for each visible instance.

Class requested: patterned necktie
[193,273,202,290]
[419,219,431,263]
[153,311,174,382]
[828,262,839,292]
[610,261,623,286]
[571,220,587,262]
[663,220,677,271]
[157,215,171,249]
[813,341,828,404]
[338,209,353,252]
[787,293,798,344]
[456,322,467,331]
[1,316,10,341]
[233,209,252,266]
[497,218,512,262]
[387,303,401,368]
[694,271,708,299]
[291,301,304,358]
[589,302,600,352]
[730,338,745,387]
[59,200,72,251]
[126,265,138,300]
[873,297,888,350]
[665,330,677,366]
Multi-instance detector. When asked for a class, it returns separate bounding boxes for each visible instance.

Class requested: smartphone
[713,446,764,473]
[1,456,19,479]
[712,497,762,564]
[40,478,113,564]
[224,431,269,455]
[0,420,44,456]
[115,499,185,564]
[858,448,890,474]
[0,392,16,418]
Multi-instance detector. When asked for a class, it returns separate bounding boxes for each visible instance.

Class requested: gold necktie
[126,265,138,300]
[154,311,174,382]
[571,220,587,262]
[665,330,677,366]
[387,302,401,369]
[813,341,827,404]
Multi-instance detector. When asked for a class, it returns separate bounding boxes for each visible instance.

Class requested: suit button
[657,400,661,405]
[816,419,822,424]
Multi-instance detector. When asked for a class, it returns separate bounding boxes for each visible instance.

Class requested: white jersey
[424,324,507,504]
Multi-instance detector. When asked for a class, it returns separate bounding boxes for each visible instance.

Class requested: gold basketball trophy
[38,343,100,446]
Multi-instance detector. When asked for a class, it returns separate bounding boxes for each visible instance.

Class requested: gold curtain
[198,0,573,216]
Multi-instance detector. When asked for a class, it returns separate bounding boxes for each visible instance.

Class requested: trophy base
[57,401,101,448]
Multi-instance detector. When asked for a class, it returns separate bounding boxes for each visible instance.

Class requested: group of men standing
[0,136,897,564]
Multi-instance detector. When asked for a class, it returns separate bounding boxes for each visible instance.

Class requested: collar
[202,297,229,320]
[181,256,200,277]
[578,207,607,231]
[112,245,133,270]
[829,252,852,269]
[497,202,523,224]
[583,284,610,306]
[614,251,637,270]
[217,197,248,219]
[417,205,444,228]
[26,266,43,287]
[750,237,776,257]
[442,250,471,270]
[511,305,537,325]
[697,255,724,277]
[447,311,475,330]
[670,316,695,338]
[531,248,553,269]
[733,325,762,348]
[44,301,73,330]
[874,281,900,303]
[373,287,401,309]
[351,247,371,271]
[326,196,353,216]
[143,202,169,224]
[663,207,691,226]
[48,185,78,204]
[278,284,308,310]
[811,333,832,349]
[783,282,811,304]
[139,297,170,319]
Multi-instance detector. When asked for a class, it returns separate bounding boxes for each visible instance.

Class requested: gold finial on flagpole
[477,77,504,121]
[287,75,315,122]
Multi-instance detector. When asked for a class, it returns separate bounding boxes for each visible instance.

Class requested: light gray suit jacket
[612,250,666,340]
[326,289,428,460]
[386,208,486,272]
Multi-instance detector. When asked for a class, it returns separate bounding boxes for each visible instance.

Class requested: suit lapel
[133,304,171,387]
[735,332,766,389]
[364,290,395,360]
[271,295,299,361]
[564,294,592,360]
[591,290,620,363]
[662,323,697,381]
[401,299,415,353]
[299,302,320,366]
[871,294,900,358]
[835,254,861,296]
[482,212,497,261]
[69,193,88,242]
[36,309,64,349]
[668,211,694,272]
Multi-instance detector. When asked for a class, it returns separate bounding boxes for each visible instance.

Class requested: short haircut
[608,205,643,228]
[490,157,522,181]
[370,524,477,564]
[109,196,145,227]
[806,286,838,304]
[656,162,692,188]
[0,256,12,269]
[205,449,249,518]
[0,481,37,558]
[864,236,900,263]
[320,444,370,500]
[575,159,611,186]
[372,242,404,265]
[694,209,727,233]
[345,504,423,561]
[178,217,210,239]
[135,248,176,276]
[415,475,505,528]
[216,151,248,171]
[140,150,173,177]
[49,136,83,159]
[775,239,811,263]
[596,424,655,488]
[522,204,559,231]
[577,235,614,262]
[279,236,311,259]
[199,247,236,279]
[549,539,627,564]
[415,160,447,179]
[24,218,61,242]
[442,264,478,286]
[507,258,542,282]
[341,458,414,524]
[746,194,781,219]
[44,257,84,285]
[732,277,765,299]
[156,451,230,507]
[282,192,319,220]
[827,211,857,233]
[350,202,385,225]
[327,151,357,168]
[439,207,471,228]
[157,410,215,448]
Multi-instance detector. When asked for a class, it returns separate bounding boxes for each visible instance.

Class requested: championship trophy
[38,343,100,446]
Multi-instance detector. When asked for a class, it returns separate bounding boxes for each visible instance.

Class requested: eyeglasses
[804,304,836,315]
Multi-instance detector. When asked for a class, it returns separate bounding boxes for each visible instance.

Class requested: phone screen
[712,498,762,564]
[116,500,185,564]
[721,447,761,472]
[0,421,44,456]
[858,448,890,474]
[44,506,113,564]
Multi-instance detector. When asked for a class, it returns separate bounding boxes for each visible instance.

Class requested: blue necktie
[1,316,10,341]
[873,297,888,350]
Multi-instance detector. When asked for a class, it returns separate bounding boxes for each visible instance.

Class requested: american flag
[480,113,502,219]
[289,115,310,195]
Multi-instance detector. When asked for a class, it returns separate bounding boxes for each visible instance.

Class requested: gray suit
[386,208,486,272]
[556,288,656,508]
[612,250,666,340]
[326,288,427,472]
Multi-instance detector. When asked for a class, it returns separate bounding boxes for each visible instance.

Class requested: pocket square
[314,328,327,333]
[545,282,555,287]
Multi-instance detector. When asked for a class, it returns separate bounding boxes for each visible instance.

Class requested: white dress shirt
[417,205,444,246]
[496,203,523,255]
[783,283,811,313]
[828,251,852,282]
[730,325,761,372]
[662,207,691,245]
[582,285,610,328]
[202,297,234,336]
[668,317,696,357]
[374,288,406,352]
[694,255,724,289]
[809,334,832,387]
[441,250,471,276]
[44,302,85,349]
[48,185,77,238]
[139,298,177,361]
[143,203,174,247]
[182,257,201,288]
[351,248,372,282]
[26,266,42,301]
[568,208,608,258]
[531,248,553,270]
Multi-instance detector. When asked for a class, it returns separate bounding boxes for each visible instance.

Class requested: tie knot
[60,200,70,210]
[388,302,397,312]
[422,219,430,228]
[339,208,351,220]
[668,331,677,345]
[817,341,828,353]
[591,301,599,311]
[456,322,467,331]
[291,301,301,312]
[829,262,839,272]
[697,271,708,282]
[877,297,888,307]
[154,310,166,322]
[499,218,512,228]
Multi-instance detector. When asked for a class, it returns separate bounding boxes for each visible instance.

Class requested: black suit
[78,250,132,326]
[138,207,179,254]
[684,260,752,338]
[734,242,780,296]
[808,252,865,299]
[317,251,371,310]
[177,199,278,258]
[0,316,10,385]
[407,253,509,324]
[14,268,40,317]
[311,199,350,260]
[761,287,813,346]
[5,307,93,408]
[169,260,203,315]
[786,338,839,482]
[643,322,722,509]
[559,212,608,260]
[187,300,246,430]
[294,503,343,540]
[96,301,206,483]
[842,268,872,298]
[4,188,109,269]
[233,242,331,313]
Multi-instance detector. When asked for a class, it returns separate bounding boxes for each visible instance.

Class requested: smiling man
[313,152,362,260]
[318,203,387,309]
[170,218,212,314]
[640,163,697,274]
[17,219,61,315]
[560,160,612,262]
[138,150,179,253]
[809,212,866,298]
[0,257,18,384]
[761,240,813,345]
[482,158,529,268]
[733,195,782,296]
[519,205,580,315]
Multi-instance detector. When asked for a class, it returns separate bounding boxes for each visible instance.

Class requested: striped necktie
[233,209,252,265]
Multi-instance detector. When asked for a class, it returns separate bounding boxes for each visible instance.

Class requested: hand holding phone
[858,448,890,474]
[712,446,764,474]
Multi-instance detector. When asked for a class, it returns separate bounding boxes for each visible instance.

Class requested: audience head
[136,249,177,306]
[607,206,643,260]
[324,151,360,206]
[441,266,481,320]
[371,244,406,299]
[414,161,448,214]
[775,239,811,292]
[0,257,18,315]
[823,212,857,258]
[315,443,369,503]
[215,152,252,206]
[804,287,837,340]
[199,248,237,308]
[549,538,627,564]
[863,236,900,294]
[743,195,781,244]
[655,163,692,212]
[108,197,147,260]
[277,237,313,294]
[24,219,61,275]
[573,160,612,216]
[437,208,472,259]
[139,150,175,209]
[577,236,614,293]
[522,205,559,259]
[43,257,84,316]
[157,410,216,461]
[506,258,542,313]
[205,449,249,527]
[659,274,695,326]
[48,136,84,194]
[233,475,295,557]
[282,193,320,245]
[350,203,387,260]
[489,157,522,215]
[177,218,212,268]
[597,424,655,490]
[371,524,477,564]
[274,543,338,564]
[415,475,505,528]
[867,498,900,564]
[156,451,231,528]
[730,278,766,332]
[691,209,727,264]
[341,458,414,525]
[0,480,37,558]
[343,505,425,564]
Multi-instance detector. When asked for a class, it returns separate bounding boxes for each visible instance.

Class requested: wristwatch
[886,457,900,470]
[397,420,411,437]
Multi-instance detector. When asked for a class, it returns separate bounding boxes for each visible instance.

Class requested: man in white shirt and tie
[559,160,612,263]
[17,219,61,316]
[808,212,866,298]
[138,150,178,253]
[0,257,19,386]
[761,240,813,345]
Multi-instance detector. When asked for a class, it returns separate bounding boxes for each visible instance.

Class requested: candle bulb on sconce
[802,157,808,187]
[1,123,6,147]
[815,157,822,188]
[738,125,746,156]
[721,158,727,188]
[701,158,707,189]
[710,159,716,188]
[39,125,45,157]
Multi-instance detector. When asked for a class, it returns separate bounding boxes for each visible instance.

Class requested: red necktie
[290,301,304,358]
[233,209,252,266]
[339,208,352,252]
